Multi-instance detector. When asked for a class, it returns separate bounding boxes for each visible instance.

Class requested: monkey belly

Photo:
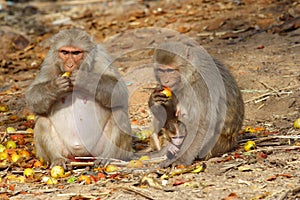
[50,92,109,157]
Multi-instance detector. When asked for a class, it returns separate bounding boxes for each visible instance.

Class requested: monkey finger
[153,97,169,104]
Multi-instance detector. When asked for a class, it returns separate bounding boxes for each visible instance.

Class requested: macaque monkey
[148,86,187,159]
[148,41,244,167]
[25,29,132,168]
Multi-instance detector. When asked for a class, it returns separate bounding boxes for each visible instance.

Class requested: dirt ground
[0,0,299,199]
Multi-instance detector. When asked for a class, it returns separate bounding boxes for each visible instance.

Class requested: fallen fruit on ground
[244,141,256,152]
[6,140,17,149]
[23,168,35,177]
[294,118,300,129]
[50,166,65,178]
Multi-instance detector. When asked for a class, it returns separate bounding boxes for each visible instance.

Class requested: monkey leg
[34,116,70,169]
[204,130,237,160]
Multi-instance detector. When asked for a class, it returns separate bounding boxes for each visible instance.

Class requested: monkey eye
[166,68,176,73]
[59,50,69,55]
[59,50,83,55]
[72,51,83,55]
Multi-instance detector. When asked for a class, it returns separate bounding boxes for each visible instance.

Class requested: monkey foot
[166,136,185,160]
[50,158,70,170]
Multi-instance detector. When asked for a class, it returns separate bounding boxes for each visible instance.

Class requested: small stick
[0,130,8,143]
[67,162,95,167]
[249,145,300,153]
[259,81,279,95]
[121,186,156,200]
[0,131,34,135]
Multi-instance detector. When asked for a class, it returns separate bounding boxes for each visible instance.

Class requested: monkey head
[48,28,97,73]
[58,46,84,72]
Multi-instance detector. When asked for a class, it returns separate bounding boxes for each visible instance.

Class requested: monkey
[25,28,132,169]
[148,86,187,160]
[146,41,244,167]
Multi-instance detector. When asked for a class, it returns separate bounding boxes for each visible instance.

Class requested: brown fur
[25,29,132,168]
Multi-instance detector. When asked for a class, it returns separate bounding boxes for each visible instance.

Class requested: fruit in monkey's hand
[61,71,71,78]
[160,87,172,100]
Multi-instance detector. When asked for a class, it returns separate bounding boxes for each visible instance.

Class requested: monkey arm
[25,80,60,115]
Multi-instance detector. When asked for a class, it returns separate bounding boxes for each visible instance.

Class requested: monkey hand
[148,89,170,107]
[52,76,73,95]
[69,70,90,89]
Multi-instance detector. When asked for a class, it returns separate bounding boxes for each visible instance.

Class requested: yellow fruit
[127,160,143,168]
[139,155,150,161]
[0,105,9,112]
[62,71,71,77]
[78,175,91,184]
[0,152,8,161]
[0,144,6,153]
[11,152,21,162]
[26,114,35,121]
[6,127,16,133]
[6,140,17,149]
[23,168,35,177]
[294,118,300,129]
[160,87,172,100]
[33,160,43,168]
[26,128,34,133]
[50,165,65,178]
[19,150,31,159]
[46,177,58,185]
[105,164,118,173]
[244,141,256,152]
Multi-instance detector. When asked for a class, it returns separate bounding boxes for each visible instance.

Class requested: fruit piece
[46,177,58,185]
[0,144,6,153]
[11,152,21,162]
[26,128,34,133]
[23,168,35,177]
[6,140,17,149]
[160,87,172,100]
[67,177,78,183]
[0,105,9,112]
[127,160,143,168]
[78,175,91,184]
[11,134,24,141]
[244,141,256,152]
[0,152,8,161]
[6,127,16,133]
[139,155,150,161]
[105,164,118,173]
[33,160,43,168]
[19,150,30,159]
[294,118,300,129]
[50,165,65,178]
[26,114,35,121]
[62,71,71,77]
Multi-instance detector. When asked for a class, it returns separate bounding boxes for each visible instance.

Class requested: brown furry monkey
[148,41,244,167]
[25,29,132,168]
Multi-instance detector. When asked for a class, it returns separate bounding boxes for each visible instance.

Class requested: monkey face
[156,64,182,92]
[58,46,84,72]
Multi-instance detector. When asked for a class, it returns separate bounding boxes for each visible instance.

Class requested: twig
[0,131,34,135]
[259,81,279,95]
[0,130,8,143]
[249,145,300,153]
[67,162,95,167]
[245,84,299,103]
[121,186,156,200]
